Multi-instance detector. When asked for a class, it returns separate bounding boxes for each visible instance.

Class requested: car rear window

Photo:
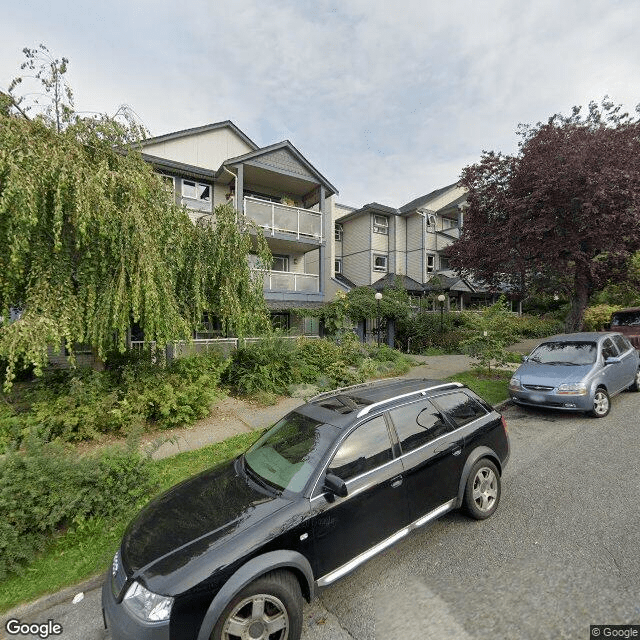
[388,399,451,453]
[431,392,487,428]
[611,310,640,326]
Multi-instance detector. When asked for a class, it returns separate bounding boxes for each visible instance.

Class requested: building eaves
[336,202,400,223]
[265,300,326,311]
[220,140,338,197]
[141,152,216,181]
[139,120,259,151]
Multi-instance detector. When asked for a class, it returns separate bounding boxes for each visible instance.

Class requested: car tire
[463,459,501,520]
[629,369,640,392]
[210,570,303,640]
[590,387,610,418]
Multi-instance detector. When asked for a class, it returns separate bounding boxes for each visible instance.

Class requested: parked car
[609,307,640,349]
[509,332,640,417]
[102,378,509,640]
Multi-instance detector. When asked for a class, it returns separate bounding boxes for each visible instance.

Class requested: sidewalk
[148,336,543,460]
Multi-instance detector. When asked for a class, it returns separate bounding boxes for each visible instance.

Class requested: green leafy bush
[582,304,620,331]
[0,437,154,578]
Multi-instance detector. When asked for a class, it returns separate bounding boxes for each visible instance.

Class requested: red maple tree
[448,100,640,331]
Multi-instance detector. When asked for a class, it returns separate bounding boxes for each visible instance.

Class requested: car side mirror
[605,356,621,365]
[323,473,348,498]
[522,355,529,362]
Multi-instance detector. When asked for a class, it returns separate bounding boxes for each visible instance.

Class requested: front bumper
[101,575,171,640]
[509,390,593,412]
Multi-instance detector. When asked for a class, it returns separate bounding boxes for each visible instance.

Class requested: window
[426,254,435,273]
[602,338,618,360]
[182,179,211,201]
[303,316,320,335]
[373,215,389,234]
[439,256,450,270]
[373,254,388,272]
[432,392,487,428]
[612,334,631,353]
[389,399,451,453]
[335,259,342,274]
[270,313,290,332]
[271,255,289,272]
[335,224,343,241]
[328,416,393,481]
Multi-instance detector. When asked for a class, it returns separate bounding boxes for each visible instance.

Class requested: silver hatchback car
[509,332,640,417]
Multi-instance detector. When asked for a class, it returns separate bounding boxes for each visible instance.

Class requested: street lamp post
[375,292,383,346]
[437,294,446,333]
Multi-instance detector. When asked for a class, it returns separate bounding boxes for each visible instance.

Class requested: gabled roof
[220,139,338,197]
[140,120,259,151]
[423,270,485,293]
[336,201,400,223]
[334,273,357,290]
[398,182,461,214]
[371,273,424,293]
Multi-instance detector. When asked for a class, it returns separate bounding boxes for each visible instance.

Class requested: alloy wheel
[593,390,610,417]
[472,467,498,512]
[221,594,289,640]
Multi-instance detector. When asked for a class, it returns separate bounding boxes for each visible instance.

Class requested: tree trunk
[565,274,591,332]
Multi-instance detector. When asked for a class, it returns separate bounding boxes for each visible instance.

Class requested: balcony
[244,196,322,243]
[252,269,319,293]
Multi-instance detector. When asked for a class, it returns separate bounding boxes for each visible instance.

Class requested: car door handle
[390,475,403,488]
[435,445,462,456]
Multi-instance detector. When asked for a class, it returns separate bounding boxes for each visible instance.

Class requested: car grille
[523,384,554,392]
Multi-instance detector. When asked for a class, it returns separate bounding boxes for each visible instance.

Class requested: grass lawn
[0,367,511,614]
[447,368,512,405]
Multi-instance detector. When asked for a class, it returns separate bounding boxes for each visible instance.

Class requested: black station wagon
[103,378,510,640]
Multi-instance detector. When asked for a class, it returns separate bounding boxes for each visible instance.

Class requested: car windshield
[529,341,597,365]
[244,413,336,493]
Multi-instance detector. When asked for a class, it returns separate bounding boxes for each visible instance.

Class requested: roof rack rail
[356,382,463,418]
[308,377,406,404]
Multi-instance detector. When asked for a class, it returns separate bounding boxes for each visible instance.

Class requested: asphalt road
[3,393,639,640]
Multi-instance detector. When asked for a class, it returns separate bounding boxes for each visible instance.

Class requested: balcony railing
[252,269,320,293]
[244,196,322,242]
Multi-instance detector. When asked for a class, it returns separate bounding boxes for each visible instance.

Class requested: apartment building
[139,121,344,334]
[335,183,491,310]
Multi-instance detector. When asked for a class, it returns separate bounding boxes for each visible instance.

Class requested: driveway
[4,389,638,640]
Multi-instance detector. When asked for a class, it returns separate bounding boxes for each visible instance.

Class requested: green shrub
[582,304,620,331]
[222,338,298,395]
[0,437,154,578]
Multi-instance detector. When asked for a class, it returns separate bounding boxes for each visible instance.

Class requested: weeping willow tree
[0,101,270,386]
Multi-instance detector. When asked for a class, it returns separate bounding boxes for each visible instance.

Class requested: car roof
[543,332,620,343]
[297,378,465,427]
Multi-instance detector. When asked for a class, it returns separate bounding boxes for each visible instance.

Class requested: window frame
[373,214,389,235]
[335,224,343,241]
[271,254,290,272]
[373,254,388,273]
[426,254,436,273]
[182,179,211,202]
[335,258,343,274]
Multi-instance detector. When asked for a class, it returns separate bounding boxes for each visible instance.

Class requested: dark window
[611,310,640,326]
[328,416,392,480]
[432,392,487,428]
[270,313,290,331]
[373,254,388,272]
[389,399,451,453]
[602,338,618,360]
[612,334,630,353]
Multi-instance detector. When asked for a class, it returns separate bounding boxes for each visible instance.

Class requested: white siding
[341,215,371,286]
[405,214,424,282]
[143,127,254,169]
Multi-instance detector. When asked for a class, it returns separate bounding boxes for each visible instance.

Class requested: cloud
[2,0,639,206]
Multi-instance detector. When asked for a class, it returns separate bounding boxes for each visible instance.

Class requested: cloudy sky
[2,0,639,207]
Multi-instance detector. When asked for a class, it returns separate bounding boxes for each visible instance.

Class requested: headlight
[508,376,522,391]
[123,581,173,622]
[557,382,588,395]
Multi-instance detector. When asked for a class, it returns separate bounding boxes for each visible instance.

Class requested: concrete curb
[0,574,104,626]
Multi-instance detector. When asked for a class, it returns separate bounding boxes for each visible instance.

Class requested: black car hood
[121,457,286,574]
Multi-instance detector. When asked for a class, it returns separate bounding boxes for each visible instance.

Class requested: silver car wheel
[592,389,610,417]
[472,467,498,512]
[221,594,289,640]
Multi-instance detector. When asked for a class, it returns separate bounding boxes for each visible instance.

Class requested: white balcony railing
[252,269,320,293]
[244,196,322,242]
